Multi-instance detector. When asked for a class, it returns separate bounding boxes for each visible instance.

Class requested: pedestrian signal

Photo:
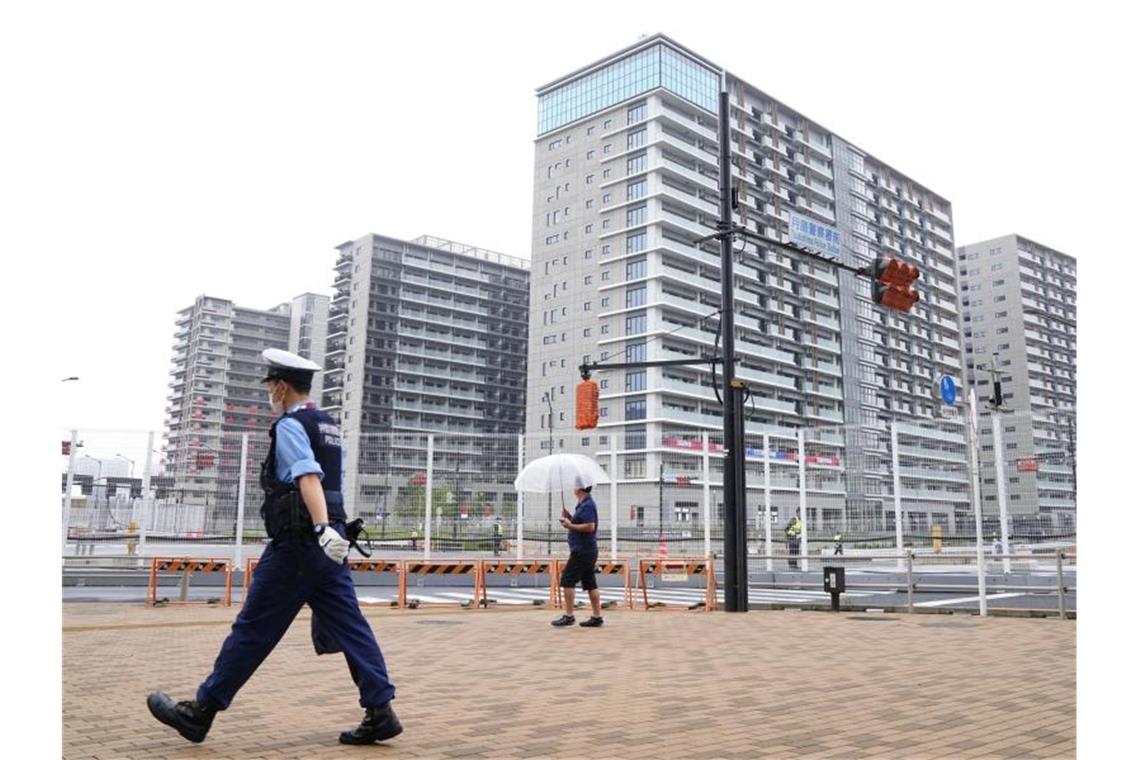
[871,257,920,313]
[575,379,599,430]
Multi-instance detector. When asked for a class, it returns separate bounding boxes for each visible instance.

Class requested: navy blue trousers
[196,527,395,711]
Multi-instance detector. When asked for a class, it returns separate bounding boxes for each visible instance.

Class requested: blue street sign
[789,212,843,258]
[939,375,957,406]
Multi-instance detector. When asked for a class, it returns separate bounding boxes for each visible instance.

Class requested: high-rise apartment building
[529,35,967,533]
[957,234,1076,525]
[289,292,330,403]
[163,294,327,504]
[322,234,530,518]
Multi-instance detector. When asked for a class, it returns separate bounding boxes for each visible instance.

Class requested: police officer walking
[147,349,402,746]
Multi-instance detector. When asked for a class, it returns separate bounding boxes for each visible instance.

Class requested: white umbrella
[513,454,610,494]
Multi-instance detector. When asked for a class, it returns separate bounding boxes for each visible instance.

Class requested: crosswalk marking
[357,584,881,607]
[915,592,1026,608]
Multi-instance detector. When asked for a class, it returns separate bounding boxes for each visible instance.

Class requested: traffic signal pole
[716,89,748,613]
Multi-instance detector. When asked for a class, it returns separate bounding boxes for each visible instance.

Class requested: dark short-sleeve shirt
[568,495,598,554]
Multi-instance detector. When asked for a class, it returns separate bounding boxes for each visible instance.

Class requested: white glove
[317,524,349,564]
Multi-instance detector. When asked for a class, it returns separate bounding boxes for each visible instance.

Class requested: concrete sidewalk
[63,603,1074,759]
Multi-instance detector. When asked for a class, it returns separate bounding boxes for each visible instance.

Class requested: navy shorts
[560,551,598,590]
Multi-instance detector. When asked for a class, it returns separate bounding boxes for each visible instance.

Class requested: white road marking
[915,592,1027,608]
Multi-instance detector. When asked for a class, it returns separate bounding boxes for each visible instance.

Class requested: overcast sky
[6,0,1133,436]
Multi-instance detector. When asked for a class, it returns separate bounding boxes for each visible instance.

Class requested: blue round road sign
[939,375,957,406]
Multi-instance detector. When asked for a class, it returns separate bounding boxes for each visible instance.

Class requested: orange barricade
[478,558,560,609]
[148,557,233,607]
[637,556,717,612]
[400,559,481,609]
[242,557,404,605]
[349,559,403,606]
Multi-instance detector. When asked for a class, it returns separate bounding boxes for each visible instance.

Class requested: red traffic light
[871,257,920,313]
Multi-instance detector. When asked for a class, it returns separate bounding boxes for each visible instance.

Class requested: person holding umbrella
[552,475,604,628]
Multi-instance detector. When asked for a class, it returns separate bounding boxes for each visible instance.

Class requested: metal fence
[62,409,1075,562]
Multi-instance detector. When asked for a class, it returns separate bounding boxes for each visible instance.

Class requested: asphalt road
[63,563,1076,613]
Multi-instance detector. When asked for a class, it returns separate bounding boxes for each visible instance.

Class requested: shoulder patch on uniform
[318,422,342,447]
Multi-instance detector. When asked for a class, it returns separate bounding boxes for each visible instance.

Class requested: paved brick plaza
[63,603,1074,759]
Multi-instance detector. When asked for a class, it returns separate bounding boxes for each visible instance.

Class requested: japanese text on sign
[789,212,843,258]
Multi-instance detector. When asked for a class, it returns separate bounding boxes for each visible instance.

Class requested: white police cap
[261,348,322,383]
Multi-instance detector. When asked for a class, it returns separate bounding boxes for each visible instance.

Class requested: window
[625,397,646,420]
[994,295,1006,303]
[586,150,595,160]
[601,270,611,281]
[625,311,647,335]
[626,152,647,175]
[603,119,612,129]
[587,126,595,136]
[600,324,610,334]
[625,425,646,449]
[585,249,593,259]
[584,301,592,311]
[625,370,646,392]
[603,143,613,154]
[626,178,647,201]
[626,204,647,227]
[627,231,646,253]
[602,193,611,204]
[625,285,646,308]
[601,296,611,307]
[627,103,646,123]
[585,199,593,209]
[626,258,647,279]
[627,128,647,150]
[584,275,593,285]
[603,168,611,179]
[586,174,595,184]
[625,341,645,362]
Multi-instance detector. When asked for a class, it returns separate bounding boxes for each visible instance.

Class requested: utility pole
[716,87,748,613]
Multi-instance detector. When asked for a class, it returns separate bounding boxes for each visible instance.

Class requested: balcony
[736,366,798,391]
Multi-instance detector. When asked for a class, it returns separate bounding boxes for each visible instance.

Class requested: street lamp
[542,391,554,555]
[114,453,135,479]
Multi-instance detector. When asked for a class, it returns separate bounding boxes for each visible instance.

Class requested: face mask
[267,385,284,414]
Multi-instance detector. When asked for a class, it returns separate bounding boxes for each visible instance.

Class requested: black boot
[339,703,403,745]
[146,691,216,743]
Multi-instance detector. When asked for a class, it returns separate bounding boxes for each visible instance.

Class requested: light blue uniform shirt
[274,401,325,484]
